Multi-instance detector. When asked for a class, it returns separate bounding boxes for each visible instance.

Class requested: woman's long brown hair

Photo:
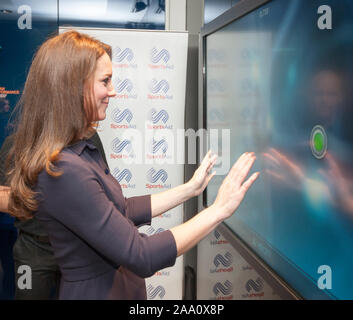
[7,30,112,219]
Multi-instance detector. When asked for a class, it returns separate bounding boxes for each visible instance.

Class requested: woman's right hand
[212,152,259,221]
[171,152,259,257]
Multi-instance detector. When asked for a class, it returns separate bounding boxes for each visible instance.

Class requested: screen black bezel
[200,0,335,300]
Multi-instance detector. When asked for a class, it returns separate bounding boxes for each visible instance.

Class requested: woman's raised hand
[212,152,259,221]
[188,150,218,197]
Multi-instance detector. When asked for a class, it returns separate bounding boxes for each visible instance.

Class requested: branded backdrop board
[197,229,281,300]
[59,27,188,300]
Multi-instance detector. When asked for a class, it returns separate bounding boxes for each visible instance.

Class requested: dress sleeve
[125,195,152,227]
[37,155,177,278]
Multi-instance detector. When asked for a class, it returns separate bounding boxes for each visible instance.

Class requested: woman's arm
[0,186,10,213]
[37,154,177,278]
[170,152,259,256]
[150,150,217,218]
[150,182,195,218]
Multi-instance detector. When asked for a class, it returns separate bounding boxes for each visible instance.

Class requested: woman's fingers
[199,150,211,168]
[229,152,254,180]
[241,172,260,193]
[206,154,218,173]
[213,152,259,218]
[227,152,248,178]
[238,154,256,184]
[201,151,257,193]
[199,150,217,175]
[207,170,217,183]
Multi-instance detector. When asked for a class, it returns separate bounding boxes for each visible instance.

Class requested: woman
[8,31,259,299]
[1,132,108,300]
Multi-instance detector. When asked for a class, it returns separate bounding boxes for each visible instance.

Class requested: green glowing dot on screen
[310,125,327,159]
[313,132,324,152]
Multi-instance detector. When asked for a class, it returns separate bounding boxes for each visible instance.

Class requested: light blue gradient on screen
[206,0,353,299]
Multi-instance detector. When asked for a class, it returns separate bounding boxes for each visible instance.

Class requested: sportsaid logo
[242,277,264,299]
[114,78,137,99]
[147,108,172,130]
[210,252,233,274]
[112,47,137,68]
[147,79,172,100]
[151,48,170,63]
[145,226,165,235]
[212,280,233,300]
[110,137,135,160]
[146,168,171,189]
[208,108,230,127]
[149,47,174,70]
[154,269,170,277]
[147,284,166,300]
[110,108,136,129]
[209,108,225,122]
[210,230,229,246]
[111,168,136,189]
[208,78,228,99]
[208,48,227,69]
[146,138,171,160]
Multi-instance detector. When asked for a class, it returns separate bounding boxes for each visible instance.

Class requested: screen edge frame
[199,0,335,300]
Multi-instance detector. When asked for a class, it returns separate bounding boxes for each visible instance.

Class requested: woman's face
[92,52,116,121]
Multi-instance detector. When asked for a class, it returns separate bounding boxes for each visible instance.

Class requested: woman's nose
[108,83,116,97]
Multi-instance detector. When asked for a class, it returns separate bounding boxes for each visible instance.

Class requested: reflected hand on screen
[319,152,353,215]
[263,148,304,190]
[212,152,259,220]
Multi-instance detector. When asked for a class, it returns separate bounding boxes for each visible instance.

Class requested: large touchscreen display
[205,0,353,299]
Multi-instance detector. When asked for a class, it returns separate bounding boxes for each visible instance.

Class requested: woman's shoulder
[57,139,96,166]
[38,146,92,182]
[54,147,85,170]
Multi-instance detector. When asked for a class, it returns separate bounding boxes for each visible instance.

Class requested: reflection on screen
[206,0,353,299]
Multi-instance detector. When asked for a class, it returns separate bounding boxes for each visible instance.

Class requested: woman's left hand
[188,150,218,197]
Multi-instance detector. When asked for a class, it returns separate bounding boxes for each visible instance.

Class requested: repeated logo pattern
[113,47,134,62]
[208,79,225,93]
[151,47,170,64]
[208,109,225,122]
[111,108,133,123]
[150,138,168,154]
[214,230,221,240]
[213,252,233,268]
[114,78,133,93]
[111,168,132,183]
[213,280,233,296]
[145,226,165,235]
[208,48,226,63]
[111,137,132,154]
[149,108,169,124]
[149,79,169,94]
[245,277,264,292]
[147,284,166,299]
[147,168,168,183]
